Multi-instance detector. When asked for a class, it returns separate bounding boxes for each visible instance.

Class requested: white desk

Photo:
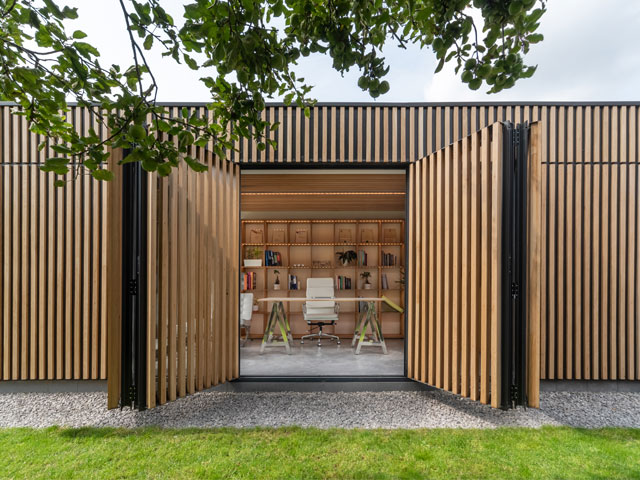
[257,297,387,355]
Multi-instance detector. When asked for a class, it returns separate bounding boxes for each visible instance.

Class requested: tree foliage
[0,0,545,182]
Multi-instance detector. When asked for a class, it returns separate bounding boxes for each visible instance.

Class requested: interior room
[239,168,407,376]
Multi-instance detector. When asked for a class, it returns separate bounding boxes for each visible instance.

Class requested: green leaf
[72,30,87,39]
[469,78,482,90]
[91,169,114,181]
[527,33,544,44]
[143,34,153,50]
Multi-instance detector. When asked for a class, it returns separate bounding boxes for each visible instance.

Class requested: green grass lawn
[2,426,639,479]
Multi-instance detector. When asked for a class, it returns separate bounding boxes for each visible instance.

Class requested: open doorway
[239,167,407,377]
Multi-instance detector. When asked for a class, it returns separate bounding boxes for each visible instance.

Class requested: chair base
[300,324,341,347]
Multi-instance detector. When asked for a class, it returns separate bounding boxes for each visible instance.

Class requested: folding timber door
[406,122,541,409]
[108,150,240,410]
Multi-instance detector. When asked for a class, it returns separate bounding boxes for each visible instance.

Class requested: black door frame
[237,163,411,381]
[119,158,149,410]
[500,122,530,408]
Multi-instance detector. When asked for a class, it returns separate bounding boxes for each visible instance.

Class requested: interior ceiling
[241,171,406,212]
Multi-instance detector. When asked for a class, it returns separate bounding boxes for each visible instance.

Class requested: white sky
[67,0,640,102]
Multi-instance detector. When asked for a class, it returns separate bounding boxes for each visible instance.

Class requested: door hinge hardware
[511,282,519,299]
[128,279,137,296]
[510,384,519,403]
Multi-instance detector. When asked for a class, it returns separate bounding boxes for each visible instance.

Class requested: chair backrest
[306,278,335,309]
[240,293,254,324]
[306,277,334,298]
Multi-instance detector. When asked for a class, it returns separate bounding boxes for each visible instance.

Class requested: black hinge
[510,384,519,402]
[513,127,521,148]
[128,278,137,296]
[128,385,137,404]
[511,282,519,299]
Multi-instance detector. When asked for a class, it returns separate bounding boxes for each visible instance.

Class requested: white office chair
[301,278,340,346]
[240,293,254,346]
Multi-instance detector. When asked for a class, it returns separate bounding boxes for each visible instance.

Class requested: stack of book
[241,272,257,291]
[358,249,368,266]
[381,273,389,290]
[381,250,398,266]
[265,250,282,266]
[335,275,352,290]
[288,274,299,290]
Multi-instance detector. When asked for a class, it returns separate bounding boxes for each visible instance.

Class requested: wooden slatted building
[0,102,638,392]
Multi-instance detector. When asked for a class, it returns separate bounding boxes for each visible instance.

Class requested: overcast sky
[68,0,640,103]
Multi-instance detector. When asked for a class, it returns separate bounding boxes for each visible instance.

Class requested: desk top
[257,297,383,302]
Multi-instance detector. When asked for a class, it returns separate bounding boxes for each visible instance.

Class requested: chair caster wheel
[337,341,341,345]
[300,340,304,344]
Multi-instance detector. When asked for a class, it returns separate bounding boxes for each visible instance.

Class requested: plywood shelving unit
[241,219,405,339]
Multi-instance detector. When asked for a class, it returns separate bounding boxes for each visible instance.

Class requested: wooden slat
[628,110,637,379]
[407,163,416,378]
[443,145,452,392]
[479,126,491,404]
[147,172,157,408]
[452,139,462,394]
[178,162,187,397]
[106,148,123,409]
[527,122,542,408]
[601,108,610,379]
[490,124,502,408]
[428,150,437,385]
[460,136,471,397]
[574,108,583,379]
[469,130,480,400]
[435,149,444,388]
[565,109,574,379]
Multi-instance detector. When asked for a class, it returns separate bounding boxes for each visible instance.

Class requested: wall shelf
[241,219,405,339]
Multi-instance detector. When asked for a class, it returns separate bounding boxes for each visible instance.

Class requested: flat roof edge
[1,101,640,108]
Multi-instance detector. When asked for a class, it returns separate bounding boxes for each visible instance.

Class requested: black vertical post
[120,157,148,410]
[500,122,529,409]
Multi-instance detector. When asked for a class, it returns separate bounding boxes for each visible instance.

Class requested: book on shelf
[265,250,282,266]
[241,271,257,291]
[335,275,352,290]
[288,274,299,290]
[381,250,398,266]
[358,249,368,266]
[381,273,389,290]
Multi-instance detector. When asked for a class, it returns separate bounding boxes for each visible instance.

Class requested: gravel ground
[1,390,639,429]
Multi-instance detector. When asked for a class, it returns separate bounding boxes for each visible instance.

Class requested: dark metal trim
[237,375,412,382]
[239,162,410,171]
[500,122,529,409]
[4,101,636,108]
[120,158,148,410]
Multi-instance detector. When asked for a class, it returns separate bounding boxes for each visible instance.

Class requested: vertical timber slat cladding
[145,150,239,406]
[0,102,639,383]
[408,123,505,407]
[0,109,110,381]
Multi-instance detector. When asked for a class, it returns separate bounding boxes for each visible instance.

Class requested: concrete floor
[240,338,405,376]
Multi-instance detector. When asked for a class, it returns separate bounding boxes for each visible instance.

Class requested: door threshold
[206,376,432,393]
[237,375,410,382]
